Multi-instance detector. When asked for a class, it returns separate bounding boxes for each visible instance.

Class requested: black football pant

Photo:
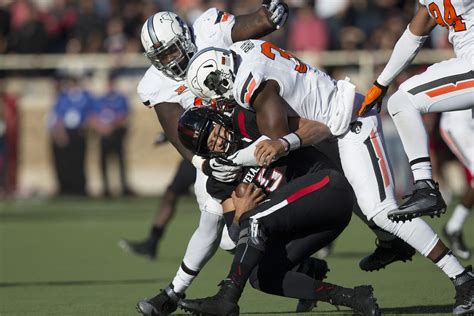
[228,169,354,299]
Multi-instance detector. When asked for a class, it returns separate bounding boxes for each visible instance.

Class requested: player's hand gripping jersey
[206,106,333,203]
[230,40,356,136]
[137,9,236,110]
[420,0,474,62]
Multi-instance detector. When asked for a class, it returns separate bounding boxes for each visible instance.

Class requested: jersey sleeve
[137,66,196,110]
[206,177,237,203]
[233,68,266,110]
[193,8,236,49]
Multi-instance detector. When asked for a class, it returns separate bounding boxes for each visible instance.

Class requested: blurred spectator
[39,0,77,53]
[74,0,104,53]
[0,79,18,196]
[0,3,10,53]
[47,75,95,196]
[92,72,133,197]
[9,0,48,53]
[288,0,328,52]
[104,16,127,53]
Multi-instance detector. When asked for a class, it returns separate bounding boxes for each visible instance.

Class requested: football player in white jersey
[440,109,473,260]
[359,0,474,223]
[132,2,291,316]
[184,41,474,315]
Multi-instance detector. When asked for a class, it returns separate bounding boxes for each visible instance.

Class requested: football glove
[262,0,289,29]
[203,157,241,183]
[358,81,388,116]
[228,135,271,166]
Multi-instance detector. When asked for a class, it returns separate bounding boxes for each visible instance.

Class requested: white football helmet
[186,47,236,101]
[141,12,196,81]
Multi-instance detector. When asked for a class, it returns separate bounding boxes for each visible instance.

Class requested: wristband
[280,133,301,152]
[278,137,290,153]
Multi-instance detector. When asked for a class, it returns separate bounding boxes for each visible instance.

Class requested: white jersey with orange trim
[137,8,235,110]
[419,0,474,63]
[230,40,338,126]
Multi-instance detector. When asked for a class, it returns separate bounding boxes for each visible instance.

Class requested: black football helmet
[178,107,241,158]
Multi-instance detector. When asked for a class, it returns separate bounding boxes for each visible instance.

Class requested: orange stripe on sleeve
[244,79,257,104]
[425,79,474,97]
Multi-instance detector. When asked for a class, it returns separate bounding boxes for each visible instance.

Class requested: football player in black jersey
[176,106,381,316]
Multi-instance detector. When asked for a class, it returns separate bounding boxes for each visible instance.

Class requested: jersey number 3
[429,0,467,32]
[261,42,308,74]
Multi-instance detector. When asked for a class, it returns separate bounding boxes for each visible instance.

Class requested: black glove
[202,157,241,182]
[262,0,289,29]
[136,285,184,316]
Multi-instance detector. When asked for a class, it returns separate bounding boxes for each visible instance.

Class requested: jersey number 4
[429,0,467,32]
[260,42,308,74]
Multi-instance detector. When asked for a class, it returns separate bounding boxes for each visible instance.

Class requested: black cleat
[136,285,184,316]
[359,238,416,272]
[388,179,446,222]
[443,226,471,260]
[296,257,329,313]
[119,239,157,260]
[452,266,474,315]
[330,285,381,316]
[179,279,241,316]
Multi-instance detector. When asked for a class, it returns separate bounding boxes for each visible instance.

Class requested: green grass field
[0,196,472,315]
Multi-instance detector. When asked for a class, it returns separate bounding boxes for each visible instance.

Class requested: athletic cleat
[119,239,157,260]
[330,285,381,316]
[388,179,446,222]
[179,279,241,316]
[136,285,184,316]
[295,257,330,312]
[452,266,474,315]
[359,238,416,272]
[443,226,471,260]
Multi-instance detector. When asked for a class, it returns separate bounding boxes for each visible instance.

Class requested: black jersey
[207,106,334,202]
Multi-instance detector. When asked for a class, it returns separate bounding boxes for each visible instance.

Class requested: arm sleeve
[377,26,428,86]
[193,8,235,48]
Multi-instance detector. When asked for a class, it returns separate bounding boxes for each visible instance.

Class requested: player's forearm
[377,26,428,86]
[232,7,276,42]
[295,118,331,146]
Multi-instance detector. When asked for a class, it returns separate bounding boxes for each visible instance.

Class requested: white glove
[262,0,289,29]
[227,135,270,166]
[201,157,241,183]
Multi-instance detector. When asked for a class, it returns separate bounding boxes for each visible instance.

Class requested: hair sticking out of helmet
[178,107,241,158]
[141,12,196,81]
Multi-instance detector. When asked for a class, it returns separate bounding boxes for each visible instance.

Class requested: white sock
[435,252,465,279]
[172,265,195,293]
[387,91,432,182]
[446,204,470,234]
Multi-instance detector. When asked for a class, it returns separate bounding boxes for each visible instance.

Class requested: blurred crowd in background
[0,0,466,202]
[0,0,451,56]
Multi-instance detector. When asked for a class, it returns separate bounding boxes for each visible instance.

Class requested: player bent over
[185,42,474,315]
[176,106,380,316]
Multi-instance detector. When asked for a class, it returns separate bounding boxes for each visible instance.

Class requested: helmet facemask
[178,107,241,159]
[145,35,196,81]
